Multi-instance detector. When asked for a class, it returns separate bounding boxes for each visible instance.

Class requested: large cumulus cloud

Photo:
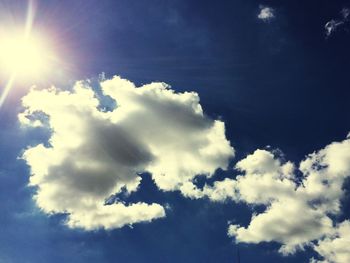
[19,74,350,262]
[19,76,234,230]
[228,135,350,261]
[181,134,350,262]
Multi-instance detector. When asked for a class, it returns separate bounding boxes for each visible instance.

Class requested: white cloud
[341,8,350,20]
[178,134,350,260]
[325,20,344,37]
[228,200,333,255]
[20,76,234,230]
[19,75,350,262]
[312,221,350,263]
[325,7,350,37]
[258,6,275,21]
[233,137,350,254]
[229,135,350,258]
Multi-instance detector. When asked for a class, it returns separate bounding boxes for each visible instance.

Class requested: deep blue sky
[0,0,349,262]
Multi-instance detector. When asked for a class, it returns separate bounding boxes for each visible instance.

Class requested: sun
[0,30,52,79]
[0,28,55,108]
[0,0,59,108]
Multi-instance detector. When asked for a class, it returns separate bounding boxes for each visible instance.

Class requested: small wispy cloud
[325,7,350,37]
[258,5,274,21]
[325,20,344,37]
[341,7,350,20]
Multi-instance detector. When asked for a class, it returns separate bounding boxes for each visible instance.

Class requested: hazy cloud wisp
[325,7,350,37]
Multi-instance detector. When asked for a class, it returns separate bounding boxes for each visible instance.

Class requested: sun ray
[25,0,36,38]
[0,0,50,109]
[0,73,16,108]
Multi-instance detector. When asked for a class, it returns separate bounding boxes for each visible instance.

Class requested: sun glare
[0,0,59,108]
[0,31,51,78]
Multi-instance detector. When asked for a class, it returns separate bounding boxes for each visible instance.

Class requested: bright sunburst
[0,33,47,77]
[0,0,56,108]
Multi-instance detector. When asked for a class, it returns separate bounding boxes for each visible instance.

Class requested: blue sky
[0,0,350,262]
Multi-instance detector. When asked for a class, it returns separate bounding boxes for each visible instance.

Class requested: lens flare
[0,0,55,109]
